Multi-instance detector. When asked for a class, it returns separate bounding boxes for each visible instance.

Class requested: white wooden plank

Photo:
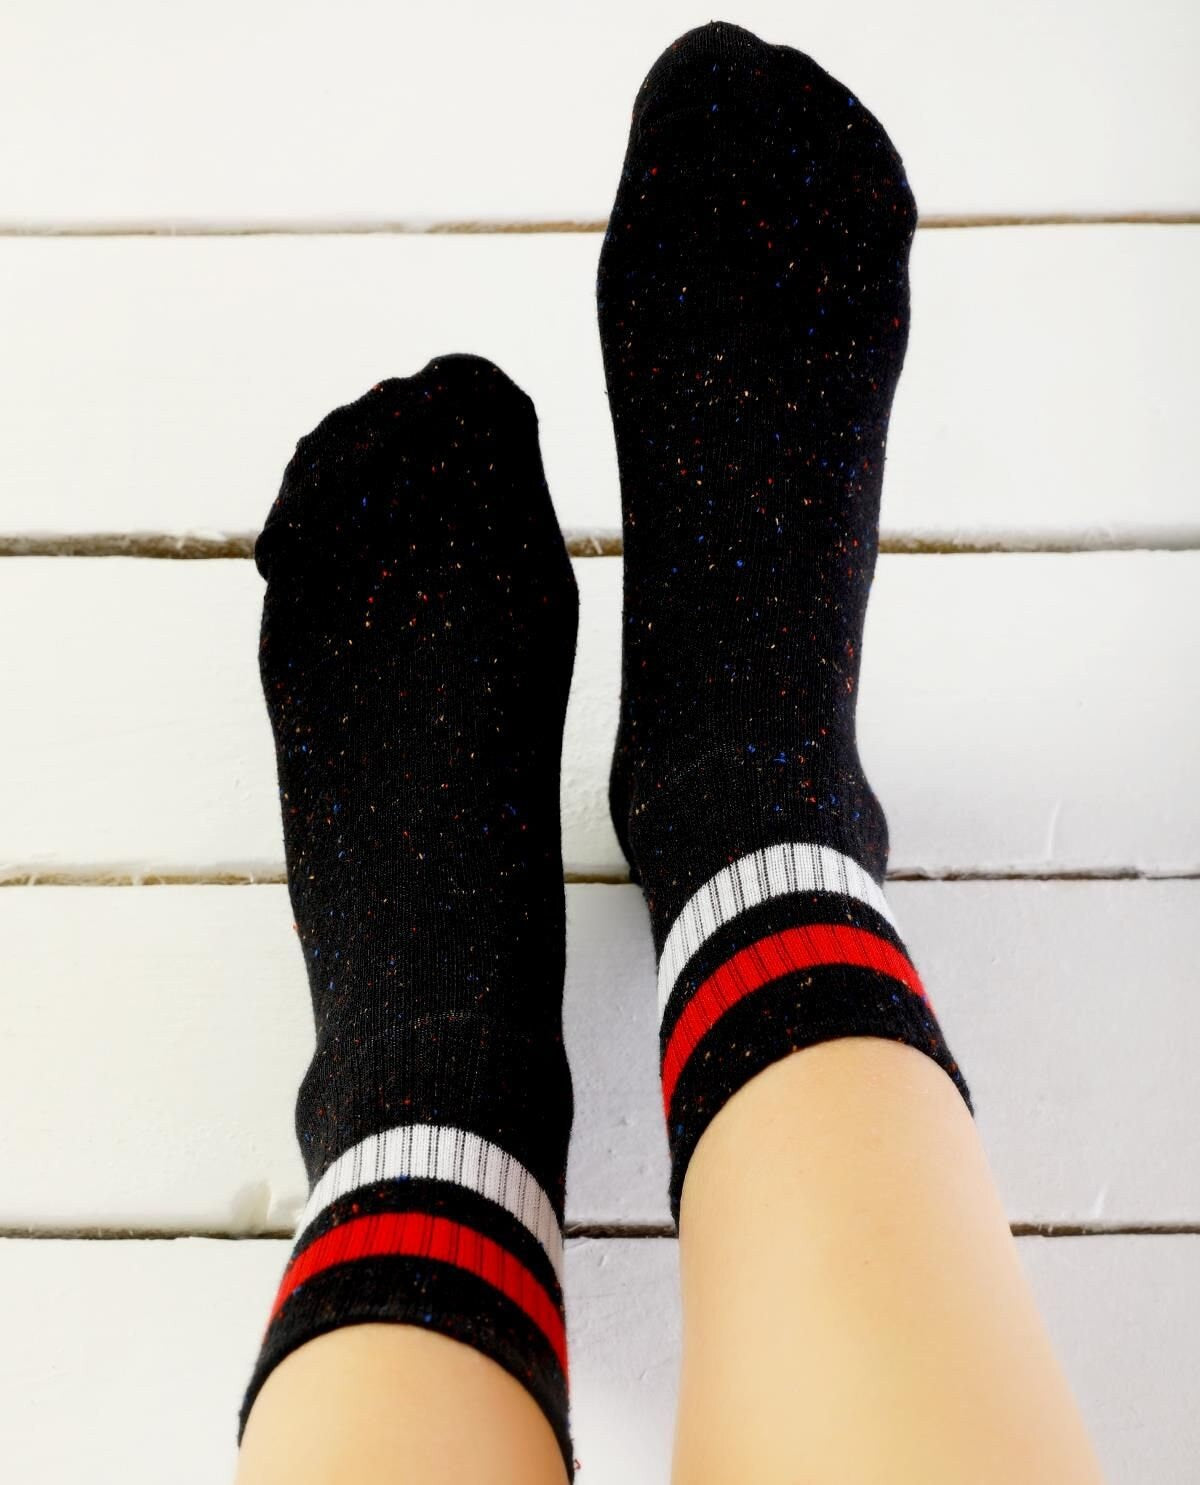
[2,2,1197,224]
[1,553,1196,880]
[0,880,1194,1231]
[0,1235,1194,1484]
[1,227,1197,549]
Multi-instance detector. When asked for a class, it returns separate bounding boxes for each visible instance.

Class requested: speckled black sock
[598,23,970,1219]
[240,356,578,1473]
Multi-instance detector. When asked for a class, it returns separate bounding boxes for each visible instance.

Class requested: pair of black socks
[241,23,968,1475]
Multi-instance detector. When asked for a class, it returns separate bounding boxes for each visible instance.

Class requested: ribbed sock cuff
[652,840,971,1220]
[239,1133,574,1475]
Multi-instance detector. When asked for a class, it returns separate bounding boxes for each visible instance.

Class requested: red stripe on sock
[267,1211,567,1373]
[661,922,928,1113]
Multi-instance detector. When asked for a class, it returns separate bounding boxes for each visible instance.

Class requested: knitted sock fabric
[240,355,578,1473]
[598,22,971,1220]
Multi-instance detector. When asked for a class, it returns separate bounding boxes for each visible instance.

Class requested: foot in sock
[598,22,971,1219]
[241,356,578,1472]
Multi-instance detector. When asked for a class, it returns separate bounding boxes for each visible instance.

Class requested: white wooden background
[2,3,1197,1481]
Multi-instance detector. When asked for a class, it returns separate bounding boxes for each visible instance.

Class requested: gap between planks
[3,213,1199,238]
[4,867,1200,888]
[2,1222,1197,1242]
[4,534,1200,559]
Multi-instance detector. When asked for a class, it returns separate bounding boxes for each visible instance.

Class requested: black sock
[240,356,578,1472]
[598,22,970,1219]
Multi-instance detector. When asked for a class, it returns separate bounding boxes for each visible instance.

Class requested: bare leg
[236,1326,567,1485]
[671,1038,1106,1484]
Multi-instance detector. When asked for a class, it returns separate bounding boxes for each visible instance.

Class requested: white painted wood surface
[2,553,1195,880]
[2,227,1197,550]
[1,880,1194,1232]
[1,1234,1194,1484]
[2,1,1198,225]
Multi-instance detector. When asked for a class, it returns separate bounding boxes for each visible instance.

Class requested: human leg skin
[236,1325,567,1485]
[671,1038,1107,1485]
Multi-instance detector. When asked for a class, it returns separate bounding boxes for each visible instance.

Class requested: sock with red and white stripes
[598,23,971,1219]
[240,356,578,1471]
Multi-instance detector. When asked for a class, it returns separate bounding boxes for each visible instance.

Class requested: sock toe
[253,356,548,582]
[629,20,913,212]
[633,22,844,132]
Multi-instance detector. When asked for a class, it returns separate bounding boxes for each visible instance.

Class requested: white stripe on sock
[296,1123,563,1281]
[657,841,899,1016]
